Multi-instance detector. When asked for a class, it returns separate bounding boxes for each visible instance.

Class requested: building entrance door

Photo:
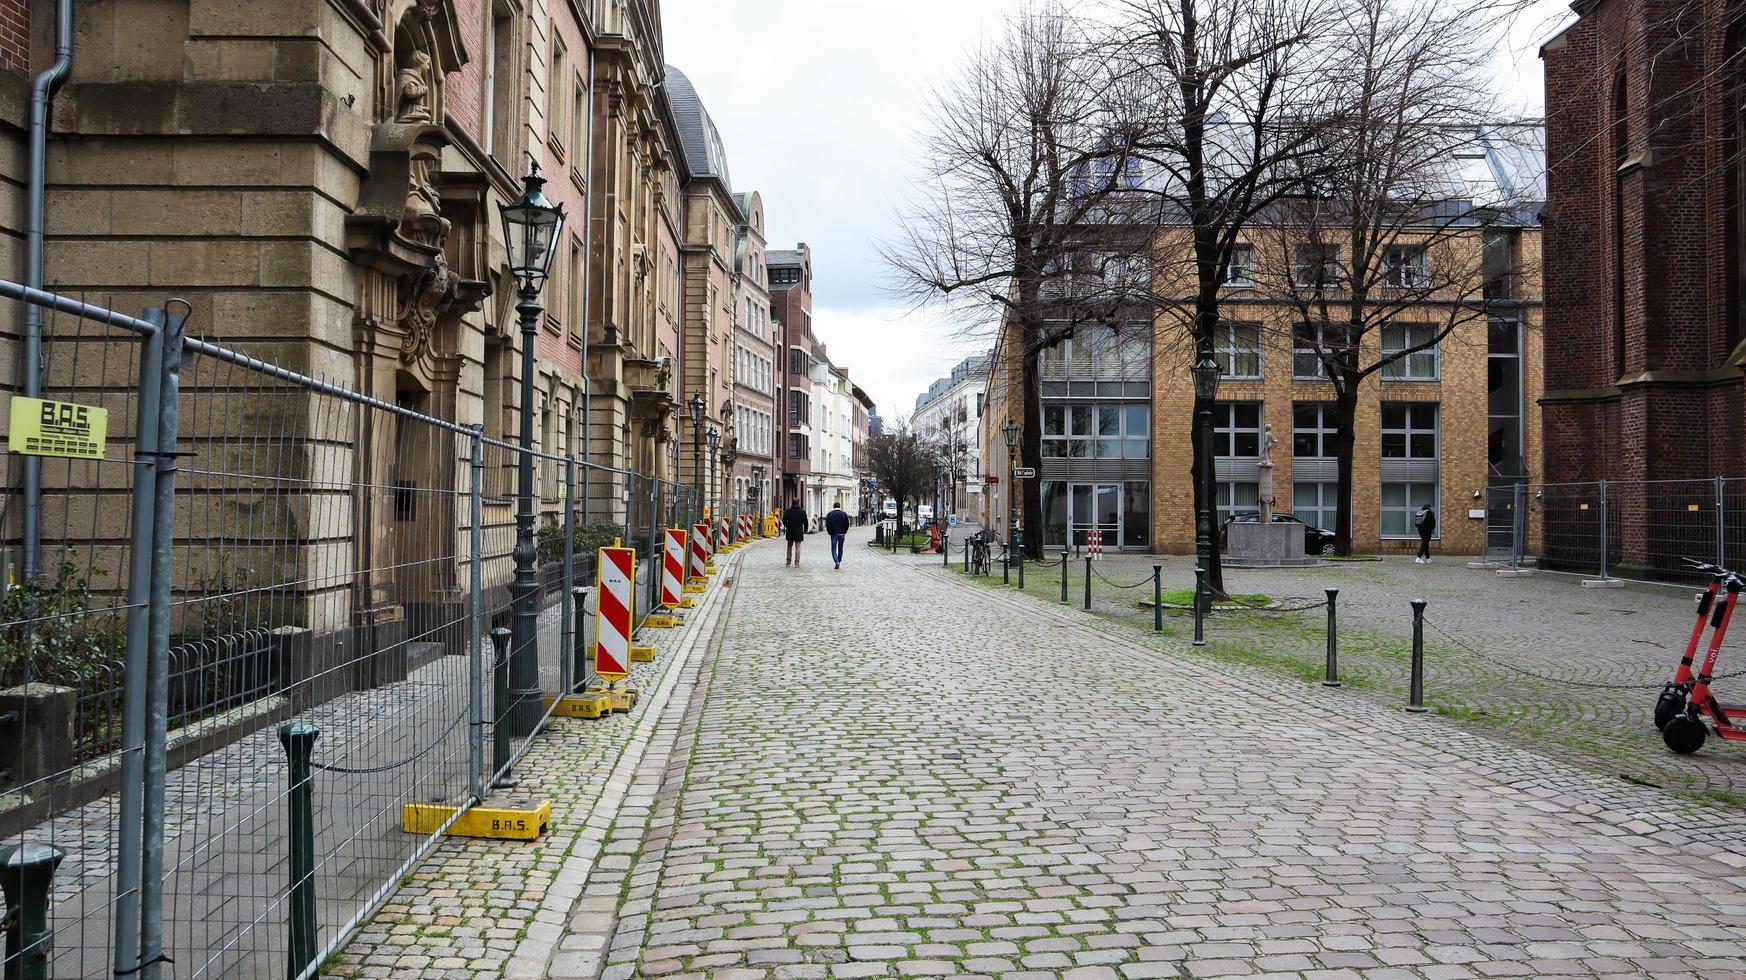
[1069,483,1122,549]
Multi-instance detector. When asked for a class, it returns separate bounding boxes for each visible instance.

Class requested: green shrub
[0,558,126,688]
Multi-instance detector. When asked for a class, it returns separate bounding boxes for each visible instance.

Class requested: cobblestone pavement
[947,549,1746,803]
[326,543,750,979]
[586,528,1746,980]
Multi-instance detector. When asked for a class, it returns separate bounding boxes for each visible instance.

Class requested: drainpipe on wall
[20,0,74,580]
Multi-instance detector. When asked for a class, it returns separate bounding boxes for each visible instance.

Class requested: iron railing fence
[1484,478,1746,585]
[0,282,699,978]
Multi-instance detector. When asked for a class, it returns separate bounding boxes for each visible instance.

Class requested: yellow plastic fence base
[586,683,638,712]
[402,799,551,841]
[630,645,657,662]
[683,583,706,594]
[704,564,718,575]
[544,693,615,719]
[678,597,697,608]
[645,614,680,628]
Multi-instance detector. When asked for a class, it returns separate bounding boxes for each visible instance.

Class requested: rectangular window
[567,237,583,336]
[1212,402,1262,458]
[572,78,588,175]
[1216,481,1260,527]
[1291,402,1336,458]
[1488,318,1524,482]
[789,348,804,375]
[1223,244,1254,287]
[1213,321,1261,379]
[548,37,568,155]
[1381,322,1440,380]
[1293,481,1337,532]
[1293,322,1354,380]
[1292,243,1343,287]
[1122,482,1150,548]
[1380,402,1439,459]
[1382,246,1429,289]
[1042,403,1148,459]
[1381,481,1439,538]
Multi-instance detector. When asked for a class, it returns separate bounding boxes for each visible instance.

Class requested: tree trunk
[1021,347,1043,559]
[1331,384,1360,556]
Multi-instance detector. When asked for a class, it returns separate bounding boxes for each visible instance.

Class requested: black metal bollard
[571,586,589,694]
[491,627,516,784]
[963,538,970,573]
[1060,544,1069,603]
[1407,598,1428,713]
[1322,588,1341,687]
[0,842,66,980]
[1083,556,1092,611]
[1153,564,1163,633]
[1192,566,1207,647]
[1016,529,1025,590]
[1002,546,1010,584]
[944,532,950,567]
[279,722,320,980]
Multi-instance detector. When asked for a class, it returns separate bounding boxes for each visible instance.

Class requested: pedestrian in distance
[783,500,808,567]
[1414,503,1437,563]
[825,503,851,569]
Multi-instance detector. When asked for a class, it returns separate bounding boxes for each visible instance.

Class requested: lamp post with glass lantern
[1191,353,1223,609]
[499,163,565,738]
[688,394,705,529]
[706,426,720,529]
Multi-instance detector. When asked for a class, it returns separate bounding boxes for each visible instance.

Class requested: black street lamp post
[499,163,565,739]
[1191,353,1223,612]
[706,426,720,528]
[688,394,705,529]
[1001,418,1020,586]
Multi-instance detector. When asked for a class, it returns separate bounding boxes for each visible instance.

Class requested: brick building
[1540,0,1746,573]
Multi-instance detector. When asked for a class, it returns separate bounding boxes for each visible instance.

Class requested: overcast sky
[662,0,1573,419]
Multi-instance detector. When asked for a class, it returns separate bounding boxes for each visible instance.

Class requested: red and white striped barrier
[661,527,686,608]
[594,544,634,681]
[1089,528,1104,560]
[690,522,710,580]
[739,514,752,540]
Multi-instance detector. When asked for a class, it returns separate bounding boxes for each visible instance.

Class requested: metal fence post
[1599,479,1609,581]
[1719,474,1727,568]
[1192,567,1206,647]
[1512,483,1524,571]
[112,309,164,977]
[1003,545,1010,584]
[139,303,186,980]
[1083,556,1092,611]
[1408,599,1428,713]
[1152,564,1163,632]
[560,456,577,699]
[647,477,661,618]
[1,842,66,980]
[490,627,514,786]
[1016,527,1025,589]
[1323,588,1340,687]
[1061,543,1069,603]
[468,428,485,802]
[279,722,320,979]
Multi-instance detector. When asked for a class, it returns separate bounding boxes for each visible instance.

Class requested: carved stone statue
[395,50,434,124]
[1257,422,1277,523]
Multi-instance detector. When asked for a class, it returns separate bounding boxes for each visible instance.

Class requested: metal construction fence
[0,283,715,978]
[1483,478,1746,584]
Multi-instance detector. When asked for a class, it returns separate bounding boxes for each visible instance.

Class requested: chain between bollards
[490,627,517,786]
[1192,566,1207,647]
[1,842,66,980]
[1407,598,1428,712]
[1082,556,1092,610]
[280,722,320,980]
[1152,564,1163,632]
[1322,587,1341,687]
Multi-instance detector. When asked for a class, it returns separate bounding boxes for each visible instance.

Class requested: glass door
[1068,483,1122,548]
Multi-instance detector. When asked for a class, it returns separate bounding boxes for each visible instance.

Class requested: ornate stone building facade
[730,191,777,516]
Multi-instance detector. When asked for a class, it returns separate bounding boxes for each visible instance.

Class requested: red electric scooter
[1658,559,1746,754]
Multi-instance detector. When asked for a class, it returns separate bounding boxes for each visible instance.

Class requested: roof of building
[767,249,805,268]
[663,66,732,196]
[913,353,993,412]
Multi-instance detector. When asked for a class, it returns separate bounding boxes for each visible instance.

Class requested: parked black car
[1220,511,1338,555]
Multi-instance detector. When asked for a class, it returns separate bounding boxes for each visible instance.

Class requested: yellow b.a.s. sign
[8,396,108,459]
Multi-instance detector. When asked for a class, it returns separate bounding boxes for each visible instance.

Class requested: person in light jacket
[1414,504,1437,564]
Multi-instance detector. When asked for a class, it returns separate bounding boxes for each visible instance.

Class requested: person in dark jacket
[1414,504,1437,563]
[782,501,808,567]
[825,504,851,569]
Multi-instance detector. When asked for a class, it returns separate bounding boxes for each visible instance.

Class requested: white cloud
[811,303,994,419]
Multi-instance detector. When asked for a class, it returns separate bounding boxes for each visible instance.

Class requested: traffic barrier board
[661,527,686,608]
[594,544,634,681]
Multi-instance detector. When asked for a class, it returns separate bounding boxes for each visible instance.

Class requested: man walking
[783,499,808,567]
[1414,503,1437,564]
[825,502,851,569]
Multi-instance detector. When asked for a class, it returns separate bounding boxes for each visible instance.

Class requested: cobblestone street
[569,528,1746,979]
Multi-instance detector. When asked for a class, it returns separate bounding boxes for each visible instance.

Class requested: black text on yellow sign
[8,396,108,459]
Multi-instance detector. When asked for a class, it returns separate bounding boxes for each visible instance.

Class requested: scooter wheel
[1663,715,1708,755]
[1655,689,1686,730]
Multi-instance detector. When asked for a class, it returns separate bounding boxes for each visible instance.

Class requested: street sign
[1013,467,1037,479]
[984,475,998,485]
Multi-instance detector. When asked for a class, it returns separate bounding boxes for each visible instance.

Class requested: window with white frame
[1381,322,1440,380]
[1039,323,1150,379]
[1212,321,1261,379]
[1380,402,1438,458]
[1212,402,1261,458]
[1222,244,1254,287]
[1291,243,1343,287]
[1381,482,1439,538]
[1382,245,1429,289]
[1292,481,1337,532]
[1293,322,1355,379]
[1041,403,1150,459]
[1216,481,1260,526]
[1291,402,1337,457]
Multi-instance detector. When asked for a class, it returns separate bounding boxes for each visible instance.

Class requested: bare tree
[1247,0,1535,554]
[867,418,939,542]
[885,2,1151,559]
[1110,0,1342,591]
